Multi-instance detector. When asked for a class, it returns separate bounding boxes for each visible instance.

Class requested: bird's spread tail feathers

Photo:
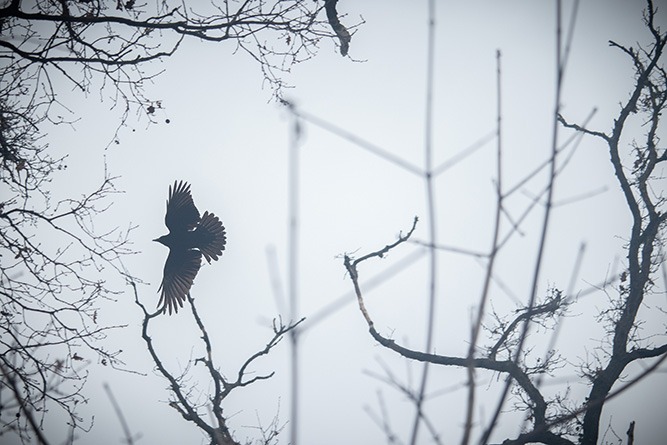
[197,211,226,263]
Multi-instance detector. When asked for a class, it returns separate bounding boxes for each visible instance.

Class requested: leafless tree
[133,284,302,445]
[0,172,135,444]
[0,1,353,443]
[342,1,666,445]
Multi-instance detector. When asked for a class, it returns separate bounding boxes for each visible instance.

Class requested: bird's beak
[152,238,159,242]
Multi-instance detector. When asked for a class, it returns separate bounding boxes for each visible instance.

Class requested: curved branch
[343,220,552,428]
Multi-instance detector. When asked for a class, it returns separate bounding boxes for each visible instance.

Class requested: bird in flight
[154,181,226,315]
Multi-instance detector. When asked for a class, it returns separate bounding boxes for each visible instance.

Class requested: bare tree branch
[341,3,666,444]
[132,282,302,445]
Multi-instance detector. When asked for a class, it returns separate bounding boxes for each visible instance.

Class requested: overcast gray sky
[14,1,667,444]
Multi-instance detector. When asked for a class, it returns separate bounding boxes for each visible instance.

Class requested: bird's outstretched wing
[165,181,200,232]
[157,249,202,315]
[197,211,227,263]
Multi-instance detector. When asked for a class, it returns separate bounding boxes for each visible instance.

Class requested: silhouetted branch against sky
[341,1,666,444]
[132,279,302,444]
[3,0,667,444]
[1,1,356,443]
[1,170,134,443]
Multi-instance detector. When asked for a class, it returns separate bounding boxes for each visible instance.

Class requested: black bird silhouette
[154,181,226,315]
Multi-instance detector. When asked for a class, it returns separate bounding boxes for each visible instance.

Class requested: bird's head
[153,234,169,246]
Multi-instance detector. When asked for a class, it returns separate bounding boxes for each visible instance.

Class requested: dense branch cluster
[0,0,355,205]
[0,1,354,442]
[0,0,352,142]
[0,174,135,442]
